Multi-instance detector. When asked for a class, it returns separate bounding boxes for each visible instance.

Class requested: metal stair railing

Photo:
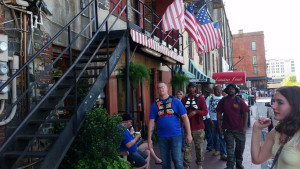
[0,0,127,167]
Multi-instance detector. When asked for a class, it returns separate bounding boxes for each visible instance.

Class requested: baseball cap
[122,113,133,121]
[188,82,196,87]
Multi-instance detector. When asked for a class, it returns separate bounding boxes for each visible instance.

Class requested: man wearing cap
[148,82,192,169]
[181,82,208,169]
[120,114,150,169]
[216,84,249,169]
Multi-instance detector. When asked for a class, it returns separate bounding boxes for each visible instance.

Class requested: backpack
[184,94,201,110]
[155,96,180,121]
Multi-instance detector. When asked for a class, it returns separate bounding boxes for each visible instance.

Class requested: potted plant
[171,73,190,91]
[117,61,151,89]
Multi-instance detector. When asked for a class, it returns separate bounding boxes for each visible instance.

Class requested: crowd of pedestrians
[119,83,300,169]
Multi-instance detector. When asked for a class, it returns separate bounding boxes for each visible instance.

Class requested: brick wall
[32,30,54,84]
[233,31,267,89]
[233,31,266,77]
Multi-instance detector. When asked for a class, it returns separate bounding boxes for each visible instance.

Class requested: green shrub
[59,107,130,169]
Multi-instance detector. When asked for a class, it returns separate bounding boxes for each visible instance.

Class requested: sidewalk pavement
[148,98,273,169]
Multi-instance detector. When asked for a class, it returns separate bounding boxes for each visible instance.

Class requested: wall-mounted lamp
[162,56,177,64]
[141,47,162,57]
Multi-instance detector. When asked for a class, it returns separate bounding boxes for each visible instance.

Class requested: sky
[223,0,300,81]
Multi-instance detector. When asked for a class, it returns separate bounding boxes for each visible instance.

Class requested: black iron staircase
[0,0,128,168]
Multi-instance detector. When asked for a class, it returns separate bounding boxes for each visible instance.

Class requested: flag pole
[183,44,190,51]
[163,29,173,41]
[147,18,163,39]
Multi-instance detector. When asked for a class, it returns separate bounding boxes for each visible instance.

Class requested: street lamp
[232,56,244,71]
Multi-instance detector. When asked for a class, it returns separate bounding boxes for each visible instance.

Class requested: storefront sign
[212,71,246,84]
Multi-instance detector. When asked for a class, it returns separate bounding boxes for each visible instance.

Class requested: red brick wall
[106,73,118,116]
[232,31,266,77]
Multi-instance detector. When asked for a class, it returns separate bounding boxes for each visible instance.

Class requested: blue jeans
[212,120,226,155]
[158,135,183,169]
[203,119,213,150]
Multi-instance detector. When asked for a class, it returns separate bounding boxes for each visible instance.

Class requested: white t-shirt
[206,94,223,120]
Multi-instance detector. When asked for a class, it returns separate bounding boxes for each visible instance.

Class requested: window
[188,36,194,59]
[291,67,295,72]
[252,55,257,65]
[251,41,256,50]
[253,66,257,74]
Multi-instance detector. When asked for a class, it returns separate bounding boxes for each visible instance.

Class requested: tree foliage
[282,75,300,86]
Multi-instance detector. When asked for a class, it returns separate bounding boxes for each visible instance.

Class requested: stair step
[28,119,69,125]
[94,30,126,40]
[17,134,59,140]
[78,58,108,63]
[57,84,72,89]
[89,42,118,49]
[48,94,85,100]
[39,106,74,111]
[85,51,112,56]
[39,106,55,111]
[80,74,99,78]
[78,84,93,88]
[76,66,104,70]
[4,151,47,157]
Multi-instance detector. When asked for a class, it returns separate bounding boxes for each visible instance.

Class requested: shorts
[127,150,148,167]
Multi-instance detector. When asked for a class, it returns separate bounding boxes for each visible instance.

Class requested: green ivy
[117,62,151,89]
[171,73,189,91]
[59,107,131,169]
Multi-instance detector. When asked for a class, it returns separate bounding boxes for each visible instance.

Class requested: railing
[0,0,126,154]
[123,0,183,56]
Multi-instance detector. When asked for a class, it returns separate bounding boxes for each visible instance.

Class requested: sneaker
[220,155,227,161]
[197,165,203,169]
[206,147,213,152]
[213,151,220,156]
[236,163,244,169]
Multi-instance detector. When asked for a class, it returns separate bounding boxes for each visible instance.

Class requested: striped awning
[174,65,195,79]
[189,59,215,84]
[130,29,184,64]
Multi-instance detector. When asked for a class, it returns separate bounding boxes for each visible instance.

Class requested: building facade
[232,30,267,90]
[0,0,232,167]
[266,59,296,88]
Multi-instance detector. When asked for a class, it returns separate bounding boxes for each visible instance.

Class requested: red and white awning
[212,71,246,84]
[130,29,184,64]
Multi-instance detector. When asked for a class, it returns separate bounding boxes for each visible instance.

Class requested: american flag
[184,2,205,54]
[162,0,185,32]
[195,7,218,52]
[213,21,224,49]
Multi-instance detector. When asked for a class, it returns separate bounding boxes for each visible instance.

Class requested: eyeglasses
[158,86,165,90]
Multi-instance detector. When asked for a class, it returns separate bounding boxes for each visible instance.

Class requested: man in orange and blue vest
[181,82,208,169]
[148,82,192,169]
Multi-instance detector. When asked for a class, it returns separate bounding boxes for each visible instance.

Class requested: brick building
[232,30,267,90]
[0,0,233,167]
